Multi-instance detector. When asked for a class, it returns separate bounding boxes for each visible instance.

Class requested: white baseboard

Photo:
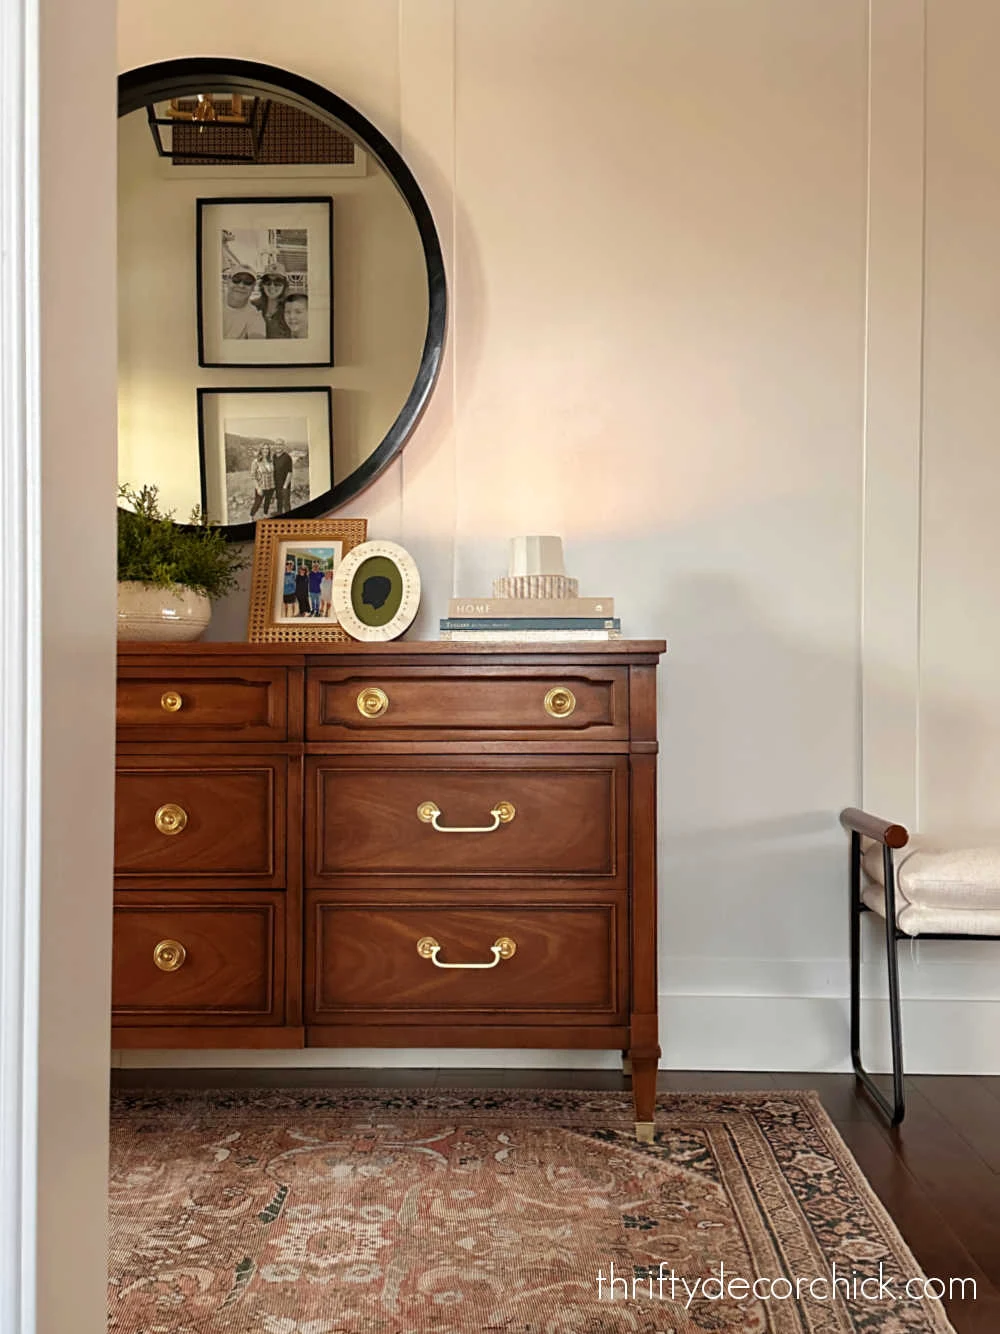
[114,994,1000,1074]
[659,994,1000,1073]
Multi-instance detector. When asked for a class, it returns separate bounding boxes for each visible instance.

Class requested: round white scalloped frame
[330,539,421,641]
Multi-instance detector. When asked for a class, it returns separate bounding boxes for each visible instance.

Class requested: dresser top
[118,639,666,662]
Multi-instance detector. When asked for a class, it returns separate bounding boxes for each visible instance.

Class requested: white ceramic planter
[117,581,212,642]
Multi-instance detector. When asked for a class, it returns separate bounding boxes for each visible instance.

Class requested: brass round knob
[152,939,186,972]
[544,686,577,718]
[160,690,183,713]
[357,686,389,718]
[154,803,188,836]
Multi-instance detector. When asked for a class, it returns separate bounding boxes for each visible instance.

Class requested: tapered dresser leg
[631,1055,657,1142]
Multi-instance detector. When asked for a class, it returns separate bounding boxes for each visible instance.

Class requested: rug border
[790,1089,958,1334]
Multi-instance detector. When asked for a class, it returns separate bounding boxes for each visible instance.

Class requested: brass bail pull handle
[416,936,517,969]
[416,800,516,833]
[154,803,188,836]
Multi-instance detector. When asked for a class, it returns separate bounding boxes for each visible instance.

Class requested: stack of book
[440,536,620,642]
[439,597,620,642]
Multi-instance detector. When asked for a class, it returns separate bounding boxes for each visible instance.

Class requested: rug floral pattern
[108,1089,956,1333]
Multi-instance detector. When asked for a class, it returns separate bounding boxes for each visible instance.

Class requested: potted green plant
[117,483,247,641]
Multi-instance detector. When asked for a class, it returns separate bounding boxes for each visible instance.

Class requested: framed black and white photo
[197,387,333,527]
[196,195,333,367]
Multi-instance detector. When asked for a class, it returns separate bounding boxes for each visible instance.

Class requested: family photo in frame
[197,387,333,528]
[247,517,368,643]
[196,195,333,368]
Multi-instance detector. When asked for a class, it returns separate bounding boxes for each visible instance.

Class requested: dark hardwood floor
[111,1067,999,1333]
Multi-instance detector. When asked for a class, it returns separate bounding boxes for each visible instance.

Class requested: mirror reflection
[117,84,430,533]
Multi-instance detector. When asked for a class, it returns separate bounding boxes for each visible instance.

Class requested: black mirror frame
[118,57,447,543]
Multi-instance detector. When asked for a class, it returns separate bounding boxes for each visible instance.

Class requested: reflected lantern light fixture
[146,92,271,163]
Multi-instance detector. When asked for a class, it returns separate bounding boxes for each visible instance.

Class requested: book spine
[440,617,620,631]
[439,629,622,642]
[448,597,615,618]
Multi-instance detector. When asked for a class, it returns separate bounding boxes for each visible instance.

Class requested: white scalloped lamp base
[116,581,211,642]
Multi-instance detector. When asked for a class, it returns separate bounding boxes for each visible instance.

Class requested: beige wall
[38,0,118,1329]
[117,0,1000,1073]
[921,0,1000,838]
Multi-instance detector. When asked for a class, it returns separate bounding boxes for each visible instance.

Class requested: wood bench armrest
[839,807,909,849]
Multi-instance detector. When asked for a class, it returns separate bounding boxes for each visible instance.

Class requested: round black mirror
[118,58,446,541]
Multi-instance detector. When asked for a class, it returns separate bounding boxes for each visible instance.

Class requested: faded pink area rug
[108,1087,956,1332]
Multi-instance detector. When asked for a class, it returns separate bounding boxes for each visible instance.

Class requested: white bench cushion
[861,837,1000,936]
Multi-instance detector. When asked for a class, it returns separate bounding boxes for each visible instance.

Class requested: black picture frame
[119,58,447,544]
[197,385,334,529]
[196,195,334,368]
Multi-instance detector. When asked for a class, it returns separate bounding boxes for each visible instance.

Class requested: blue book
[439,617,621,631]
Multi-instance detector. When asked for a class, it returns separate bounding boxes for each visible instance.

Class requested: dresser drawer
[307,901,624,1022]
[115,756,287,888]
[117,667,288,741]
[306,665,627,741]
[112,897,282,1022]
[305,755,626,887]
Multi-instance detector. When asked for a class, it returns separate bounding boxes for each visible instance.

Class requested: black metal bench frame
[840,807,1000,1126]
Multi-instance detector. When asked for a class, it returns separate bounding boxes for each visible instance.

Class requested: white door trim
[0,0,41,1326]
[860,0,926,826]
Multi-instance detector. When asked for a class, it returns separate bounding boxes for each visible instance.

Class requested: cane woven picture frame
[247,517,368,642]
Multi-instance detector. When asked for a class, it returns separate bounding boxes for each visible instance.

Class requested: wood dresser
[114,639,666,1136]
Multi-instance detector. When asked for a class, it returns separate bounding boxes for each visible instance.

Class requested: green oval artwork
[351,555,403,627]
